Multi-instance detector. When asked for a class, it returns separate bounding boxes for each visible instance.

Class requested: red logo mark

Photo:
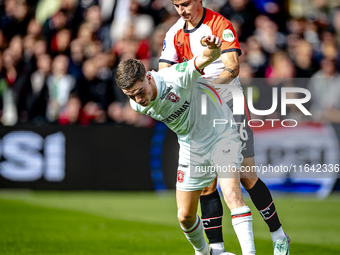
[177,170,185,183]
[166,92,180,103]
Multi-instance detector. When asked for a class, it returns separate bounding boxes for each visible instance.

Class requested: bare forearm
[213,65,239,85]
[197,47,221,69]
[211,51,240,86]
[195,35,222,70]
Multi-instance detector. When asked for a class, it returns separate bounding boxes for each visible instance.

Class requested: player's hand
[203,35,221,49]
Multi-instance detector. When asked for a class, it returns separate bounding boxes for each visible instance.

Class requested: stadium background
[0,0,340,254]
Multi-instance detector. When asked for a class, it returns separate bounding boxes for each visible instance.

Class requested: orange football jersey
[160,8,241,84]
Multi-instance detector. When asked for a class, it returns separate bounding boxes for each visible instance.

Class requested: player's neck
[186,8,204,30]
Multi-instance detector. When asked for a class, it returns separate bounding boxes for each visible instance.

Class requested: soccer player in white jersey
[158,1,290,255]
[116,35,256,255]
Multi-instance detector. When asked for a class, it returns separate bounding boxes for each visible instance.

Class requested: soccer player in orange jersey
[159,1,290,255]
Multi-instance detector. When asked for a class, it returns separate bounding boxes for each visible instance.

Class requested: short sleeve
[159,27,179,65]
[159,59,203,89]
[215,18,241,56]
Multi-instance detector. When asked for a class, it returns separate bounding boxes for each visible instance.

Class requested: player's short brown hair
[116,59,146,89]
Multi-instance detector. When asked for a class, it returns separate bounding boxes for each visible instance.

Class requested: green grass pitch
[0,191,340,255]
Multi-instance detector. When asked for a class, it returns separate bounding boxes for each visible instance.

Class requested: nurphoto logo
[201,85,312,128]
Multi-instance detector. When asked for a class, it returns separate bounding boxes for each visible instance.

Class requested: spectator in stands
[107,101,126,125]
[58,96,82,125]
[0,48,19,125]
[265,51,297,119]
[77,57,113,124]
[219,0,259,42]
[33,36,48,59]
[50,28,72,56]
[42,9,68,48]
[26,53,51,123]
[46,54,76,122]
[68,39,84,81]
[246,36,268,77]
[253,15,286,54]
[110,0,154,45]
[23,34,35,62]
[1,35,36,124]
[149,24,168,71]
[308,58,340,123]
[292,39,315,78]
[83,5,103,37]
[1,0,30,40]
[27,18,42,37]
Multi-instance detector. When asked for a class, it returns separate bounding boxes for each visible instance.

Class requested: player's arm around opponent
[212,51,239,85]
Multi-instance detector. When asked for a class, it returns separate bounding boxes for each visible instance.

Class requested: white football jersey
[131,59,239,155]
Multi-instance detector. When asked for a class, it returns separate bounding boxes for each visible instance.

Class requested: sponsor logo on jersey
[161,101,190,123]
[163,40,166,51]
[160,85,173,100]
[175,62,188,72]
[179,164,189,168]
[200,36,207,47]
[222,29,235,42]
[177,170,185,183]
[166,92,180,103]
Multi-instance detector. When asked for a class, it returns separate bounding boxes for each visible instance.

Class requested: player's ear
[146,72,152,82]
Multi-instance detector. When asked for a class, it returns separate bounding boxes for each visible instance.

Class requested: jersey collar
[183,8,207,34]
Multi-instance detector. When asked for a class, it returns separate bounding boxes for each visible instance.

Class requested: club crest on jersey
[166,92,180,103]
[223,29,235,42]
[177,170,185,183]
[200,36,207,47]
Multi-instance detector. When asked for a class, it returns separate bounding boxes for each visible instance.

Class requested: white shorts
[176,136,243,191]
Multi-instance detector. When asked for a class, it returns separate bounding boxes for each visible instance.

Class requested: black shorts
[226,96,255,159]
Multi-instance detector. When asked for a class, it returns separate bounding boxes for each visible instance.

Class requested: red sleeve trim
[194,57,205,75]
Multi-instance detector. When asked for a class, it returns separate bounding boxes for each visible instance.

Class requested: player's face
[172,0,202,23]
[122,74,156,107]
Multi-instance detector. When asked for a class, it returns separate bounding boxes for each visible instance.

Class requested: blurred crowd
[0,0,339,127]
